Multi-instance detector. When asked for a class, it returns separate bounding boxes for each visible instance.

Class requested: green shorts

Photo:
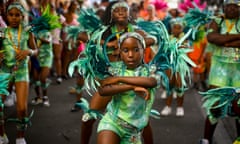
[97,112,142,144]
[209,57,240,87]
[38,43,53,68]
[1,61,29,82]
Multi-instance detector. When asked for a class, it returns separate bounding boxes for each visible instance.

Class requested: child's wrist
[29,49,37,56]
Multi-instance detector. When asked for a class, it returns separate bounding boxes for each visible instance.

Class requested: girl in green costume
[0,2,38,144]
[199,1,240,144]
[75,1,157,144]
[97,32,160,144]
[30,4,61,107]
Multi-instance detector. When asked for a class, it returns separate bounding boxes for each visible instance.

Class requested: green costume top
[2,26,29,68]
[107,61,159,130]
[212,18,240,63]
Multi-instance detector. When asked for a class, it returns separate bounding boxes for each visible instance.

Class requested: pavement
[3,77,236,144]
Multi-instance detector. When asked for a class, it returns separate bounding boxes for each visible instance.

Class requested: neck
[115,22,128,31]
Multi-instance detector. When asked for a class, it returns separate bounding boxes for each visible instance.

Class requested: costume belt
[110,112,141,133]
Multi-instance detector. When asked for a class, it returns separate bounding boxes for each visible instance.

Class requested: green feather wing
[199,87,240,118]
[0,73,10,96]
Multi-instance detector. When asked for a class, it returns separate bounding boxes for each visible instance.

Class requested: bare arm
[98,84,134,96]
[98,84,150,100]
[100,76,157,88]
[207,20,240,46]
[225,40,240,47]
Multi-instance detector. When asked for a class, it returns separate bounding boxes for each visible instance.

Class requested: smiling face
[120,37,144,69]
[7,8,23,28]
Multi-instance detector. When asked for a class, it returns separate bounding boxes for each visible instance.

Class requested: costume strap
[7,110,34,131]
[76,98,103,121]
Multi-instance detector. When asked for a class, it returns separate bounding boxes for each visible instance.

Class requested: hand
[134,87,150,100]
[100,77,119,86]
[15,49,29,61]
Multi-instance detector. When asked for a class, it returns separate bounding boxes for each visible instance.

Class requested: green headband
[118,32,146,49]
[111,1,129,13]
[7,2,25,14]
[170,18,184,27]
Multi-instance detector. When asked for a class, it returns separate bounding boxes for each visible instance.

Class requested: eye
[113,8,120,13]
[134,47,140,52]
[15,13,20,17]
[121,48,128,53]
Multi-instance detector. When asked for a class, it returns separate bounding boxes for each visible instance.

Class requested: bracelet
[29,49,34,56]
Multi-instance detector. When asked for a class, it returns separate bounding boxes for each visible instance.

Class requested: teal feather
[75,98,89,113]
[30,4,61,35]
[199,87,240,118]
[0,73,10,96]
[75,98,103,120]
[150,109,161,119]
[184,7,214,41]
[77,8,102,34]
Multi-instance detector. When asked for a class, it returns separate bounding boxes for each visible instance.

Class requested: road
[4,77,236,144]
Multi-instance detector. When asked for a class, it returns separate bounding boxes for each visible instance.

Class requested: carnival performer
[62,0,79,79]
[199,1,240,144]
[67,1,157,143]
[41,0,65,84]
[0,2,38,144]
[161,17,188,117]
[97,32,159,144]
[30,4,61,107]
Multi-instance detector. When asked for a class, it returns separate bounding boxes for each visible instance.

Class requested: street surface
[4,77,236,144]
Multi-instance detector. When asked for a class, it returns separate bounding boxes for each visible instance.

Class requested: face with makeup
[119,37,144,69]
[7,7,23,28]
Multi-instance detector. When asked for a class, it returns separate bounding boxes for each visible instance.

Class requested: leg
[81,92,112,144]
[97,130,120,144]
[15,82,29,138]
[40,67,51,107]
[61,43,71,79]
[71,75,84,112]
[142,122,153,144]
[203,117,217,144]
[53,43,63,83]
[81,119,95,144]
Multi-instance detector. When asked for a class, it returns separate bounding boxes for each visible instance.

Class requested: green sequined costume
[0,26,30,82]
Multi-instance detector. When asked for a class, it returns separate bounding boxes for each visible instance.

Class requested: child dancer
[161,18,188,117]
[0,2,38,144]
[30,4,61,107]
[97,32,160,144]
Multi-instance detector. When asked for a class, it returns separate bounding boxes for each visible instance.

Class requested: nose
[128,51,134,57]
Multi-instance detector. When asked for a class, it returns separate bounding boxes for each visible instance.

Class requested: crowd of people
[0,0,239,144]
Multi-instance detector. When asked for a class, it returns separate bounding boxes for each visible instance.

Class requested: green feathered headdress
[183,6,214,41]
[64,8,103,50]
[30,4,61,35]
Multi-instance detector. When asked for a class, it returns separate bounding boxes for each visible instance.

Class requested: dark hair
[102,1,118,25]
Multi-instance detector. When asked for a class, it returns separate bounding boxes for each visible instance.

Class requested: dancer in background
[199,1,240,144]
